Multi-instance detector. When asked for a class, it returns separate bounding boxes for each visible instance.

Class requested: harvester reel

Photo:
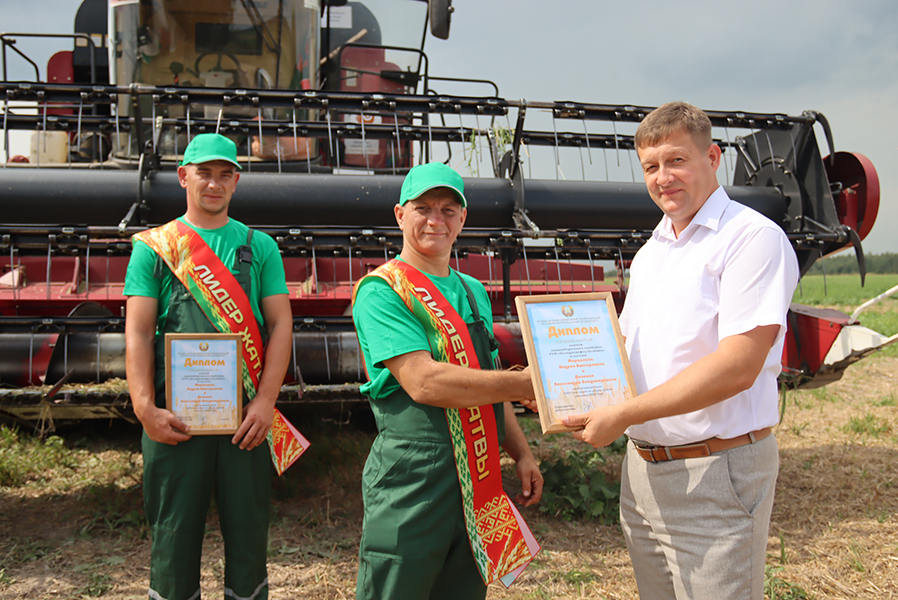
[733,130,805,233]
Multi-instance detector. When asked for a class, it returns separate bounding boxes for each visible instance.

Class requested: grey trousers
[620,434,778,600]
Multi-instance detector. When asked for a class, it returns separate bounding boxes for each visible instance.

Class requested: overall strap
[234,228,254,277]
[454,272,500,354]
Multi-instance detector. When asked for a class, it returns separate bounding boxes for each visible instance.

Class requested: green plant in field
[857,310,898,359]
[764,565,814,599]
[848,541,866,573]
[560,568,597,585]
[518,415,542,437]
[520,588,552,600]
[71,562,112,597]
[874,392,896,407]
[788,422,809,436]
[556,567,599,595]
[793,273,898,306]
[873,509,890,524]
[81,484,147,536]
[775,532,788,564]
[809,387,839,404]
[538,447,620,523]
[0,426,78,487]
[841,413,892,437]
[805,253,898,276]
[0,538,55,571]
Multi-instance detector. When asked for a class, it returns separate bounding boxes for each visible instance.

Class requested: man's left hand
[232,398,275,450]
[563,405,627,449]
[513,455,543,507]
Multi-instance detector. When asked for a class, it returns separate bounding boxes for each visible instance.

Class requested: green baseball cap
[399,162,466,207]
[180,133,242,169]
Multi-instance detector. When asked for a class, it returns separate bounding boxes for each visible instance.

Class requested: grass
[0,426,78,487]
[841,413,892,438]
[538,446,621,522]
[80,483,147,537]
[765,565,815,600]
[788,422,809,436]
[793,273,898,307]
[0,275,894,598]
[761,534,814,599]
[71,560,113,597]
[809,387,839,404]
[874,391,896,407]
[1,386,895,599]
[847,542,866,573]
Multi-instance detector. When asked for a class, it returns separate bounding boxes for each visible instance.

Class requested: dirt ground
[1,355,896,599]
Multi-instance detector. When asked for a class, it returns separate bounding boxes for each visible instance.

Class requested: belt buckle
[633,441,660,463]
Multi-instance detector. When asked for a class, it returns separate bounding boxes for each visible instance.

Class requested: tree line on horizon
[806,252,898,275]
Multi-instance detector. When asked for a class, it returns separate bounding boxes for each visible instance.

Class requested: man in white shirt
[563,101,799,599]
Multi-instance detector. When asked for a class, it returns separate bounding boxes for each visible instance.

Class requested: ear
[459,206,467,228]
[394,203,405,229]
[708,143,722,171]
[177,165,189,189]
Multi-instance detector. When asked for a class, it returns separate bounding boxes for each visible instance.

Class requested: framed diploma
[515,292,636,434]
[165,333,243,435]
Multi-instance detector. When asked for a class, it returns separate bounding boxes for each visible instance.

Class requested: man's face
[395,187,466,259]
[178,160,240,218]
[637,129,721,236]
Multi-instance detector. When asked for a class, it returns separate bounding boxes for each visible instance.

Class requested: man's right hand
[139,406,192,445]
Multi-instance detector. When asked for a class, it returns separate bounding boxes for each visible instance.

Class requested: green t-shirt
[123,217,288,339]
[353,263,497,400]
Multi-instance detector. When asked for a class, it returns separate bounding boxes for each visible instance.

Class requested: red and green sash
[135,219,308,474]
[353,259,539,587]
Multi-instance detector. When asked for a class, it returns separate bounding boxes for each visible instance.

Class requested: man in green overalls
[352,162,543,600]
[124,134,293,600]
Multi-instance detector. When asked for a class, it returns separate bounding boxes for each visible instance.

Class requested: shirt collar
[653,186,729,242]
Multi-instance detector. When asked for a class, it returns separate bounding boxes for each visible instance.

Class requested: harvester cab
[0,0,893,426]
[105,0,436,169]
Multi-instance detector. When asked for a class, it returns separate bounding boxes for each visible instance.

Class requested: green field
[793,273,898,357]
[793,273,898,306]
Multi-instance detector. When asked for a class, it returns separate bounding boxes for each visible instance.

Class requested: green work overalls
[356,279,506,600]
[141,230,272,600]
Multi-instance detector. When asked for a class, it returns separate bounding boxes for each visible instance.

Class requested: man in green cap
[124,133,293,600]
[352,161,543,600]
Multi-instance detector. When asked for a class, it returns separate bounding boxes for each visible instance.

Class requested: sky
[1,0,895,255]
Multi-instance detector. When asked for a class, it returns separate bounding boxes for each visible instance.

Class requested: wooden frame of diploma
[515,292,636,434]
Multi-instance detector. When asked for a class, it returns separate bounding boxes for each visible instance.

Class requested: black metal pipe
[0,169,788,231]
[0,331,366,386]
[0,326,531,388]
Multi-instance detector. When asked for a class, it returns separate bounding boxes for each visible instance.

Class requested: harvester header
[0,0,889,425]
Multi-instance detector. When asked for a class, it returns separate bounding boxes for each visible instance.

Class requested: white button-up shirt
[619,186,799,446]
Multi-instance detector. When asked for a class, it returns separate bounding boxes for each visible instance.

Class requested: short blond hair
[635,101,712,150]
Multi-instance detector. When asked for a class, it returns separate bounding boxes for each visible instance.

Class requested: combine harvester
[0,0,892,426]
